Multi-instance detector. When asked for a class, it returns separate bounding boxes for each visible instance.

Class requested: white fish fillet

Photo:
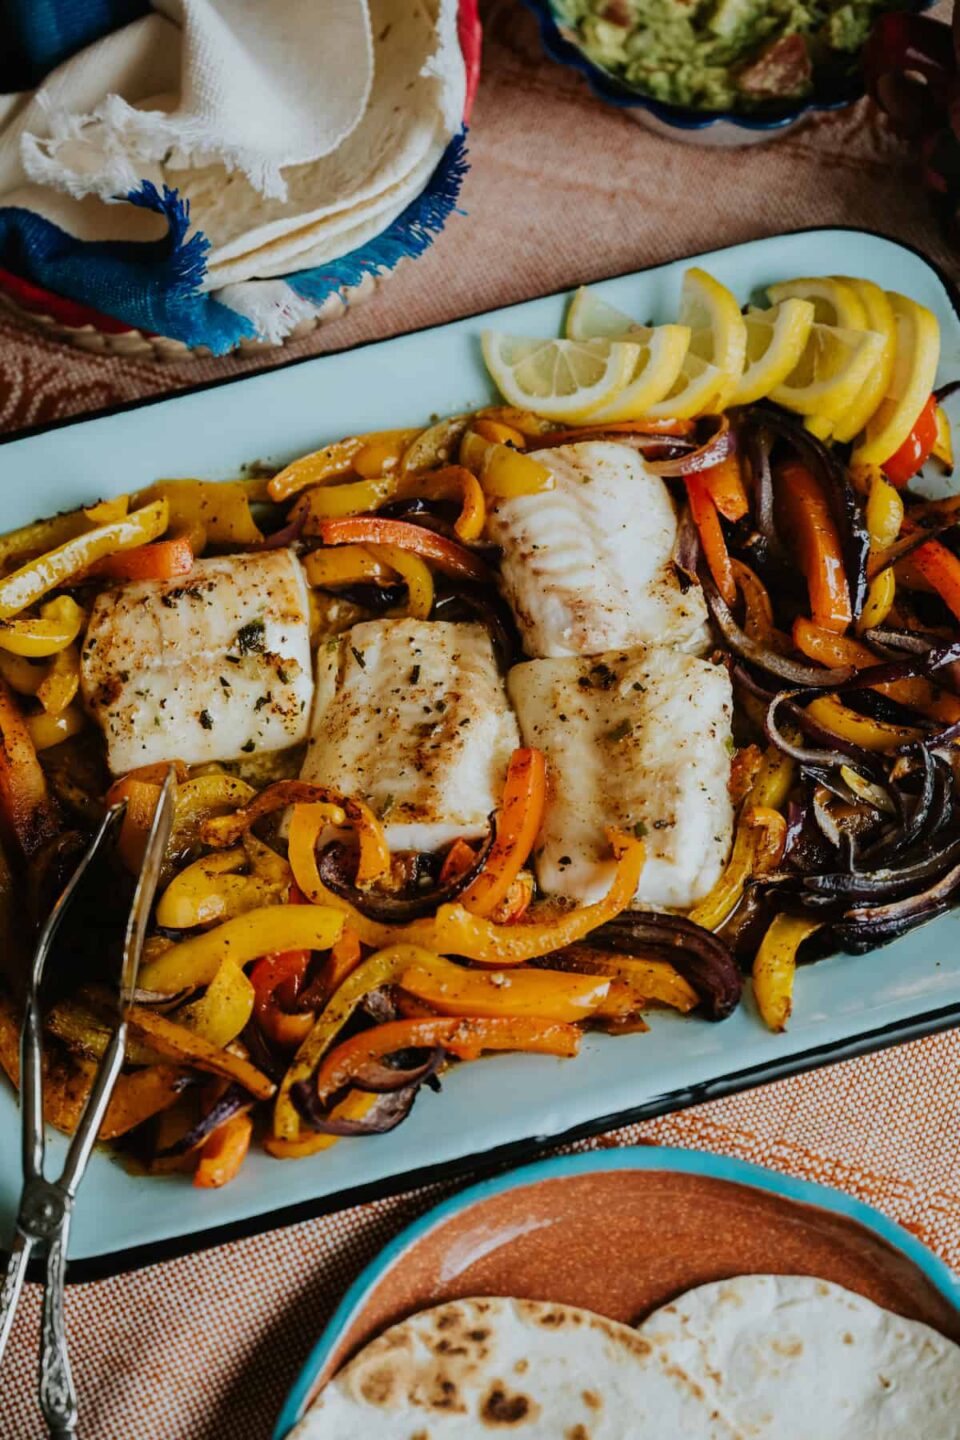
[486,441,709,658]
[81,550,313,774]
[301,618,519,851]
[508,648,733,910]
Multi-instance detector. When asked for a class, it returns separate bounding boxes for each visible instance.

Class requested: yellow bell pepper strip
[268,430,421,502]
[400,415,470,475]
[353,430,422,478]
[84,495,130,525]
[0,511,91,569]
[263,1089,383,1157]
[134,479,263,545]
[193,1112,254,1189]
[685,476,736,608]
[293,476,398,528]
[0,596,85,658]
[125,1003,275,1099]
[688,802,789,933]
[699,453,750,522]
[804,694,922,751]
[0,499,168,621]
[173,959,256,1048]
[547,950,698,1014]
[0,677,59,858]
[36,643,79,716]
[365,543,434,619]
[24,703,85,752]
[318,517,494,585]
[302,544,396,588]
[84,533,194,583]
[776,460,852,633]
[0,651,42,696]
[858,470,903,633]
[904,528,960,624]
[932,403,954,473]
[398,958,609,1022]
[471,418,528,449]
[156,848,287,928]
[753,914,823,1033]
[460,747,546,918]
[314,1016,581,1105]
[138,903,345,996]
[476,405,558,438]
[394,466,486,542]
[792,617,960,727]
[289,811,644,964]
[460,430,554,500]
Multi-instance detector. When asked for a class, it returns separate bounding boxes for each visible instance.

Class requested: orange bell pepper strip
[776,460,852,633]
[0,676,59,858]
[398,959,609,1022]
[313,1016,581,1104]
[438,837,477,886]
[792,616,960,725]
[903,528,960,624]
[250,950,313,1049]
[84,533,194,583]
[698,453,750,522]
[394,465,486,542]
[731,560,777,647]
[490,871,534,924]
[685,475,736,607]
[460,747,546,918]
[267,430,421,503]
[318,517,493,584]
[314,926,363,1005]
[194,1111,254,1188]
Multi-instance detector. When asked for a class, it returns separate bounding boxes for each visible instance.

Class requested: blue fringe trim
[125,180,211,295]
[287,127,469,306]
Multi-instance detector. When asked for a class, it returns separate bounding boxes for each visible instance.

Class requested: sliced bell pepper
[490,871,534,924]
[313,926,363,1007]
[0,677,58,858]
[471,418,528,449]
[36,643,79,715]
[688,798,790,933]
[398,957,609,1021]
[793,616,960,726]
[302,544,396,588]
[111,775,163,873]
[882,394,938,487]
[753,914,823,1033]
[460,431,554,499]
[400,415,471,475]
[251,948,314,1049]
[263,1089,383,1158]
[126,1004,275,1099]
[293,477,397,528]
[24,704,85,752]
[804,693,922,750]
[353,431,423,478]
[173,958,255,1049]
[549,950,698,1013]
[134,479,263,546]
[194,1112,253,1189]
[84,534,194,583]
[460,747,546,918]
[0,499,168,621]
[904,529,960,623]
[84,496,130,525]
[931,403,953,474]
[157,849,262,928]
[268,430,421,502]
[138,904,345,996]
[0,596,85,658]
[289,808,644,964]
[776,460,853,633]
[698,453,750,522]
[394,466,486,542]
[685,476,736,607]
[858,470,903,632]
[0,510,89,569]
[438,837,477,885]
[0,651,42,697]
[365,543,434,619]
[314,1015,580,1104]
[317,517,493,584]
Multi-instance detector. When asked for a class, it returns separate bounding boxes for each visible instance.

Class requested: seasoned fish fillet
[486,441,709,658]
[302,618,519,851]
[508,648,733,910]
[81,550,313,774]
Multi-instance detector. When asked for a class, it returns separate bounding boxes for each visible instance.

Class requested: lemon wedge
[828,278,897,444]
[481,332,640,423]
[565,287,645,342]
[680,268,747,410]
[585,325,691,421]
[852,293,941,465]
[769,323,887,421]
[729,299,815,406]
[767,276,870,331]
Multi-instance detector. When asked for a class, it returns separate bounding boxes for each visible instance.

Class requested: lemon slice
[644,351,724,420]
[481,331,640,422]
[586,325,691,421]
[769,323,887,421]
[852,293,941,465]
[767,276,869,331]
[828,278,897,444]
[679,268,747,409]
[565,286,646,342]
[728,299,815,406]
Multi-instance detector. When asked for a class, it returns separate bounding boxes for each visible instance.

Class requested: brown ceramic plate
[275,1145,960,1436]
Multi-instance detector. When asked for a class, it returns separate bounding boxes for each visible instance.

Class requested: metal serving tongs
[0,769,176,1439]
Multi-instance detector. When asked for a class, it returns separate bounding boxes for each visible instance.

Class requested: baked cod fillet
[486,441,709,658]
[302,618,520,851]
[81,550,313,774]
[508,648,733,910]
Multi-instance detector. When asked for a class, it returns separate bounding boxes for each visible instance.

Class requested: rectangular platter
[2,227,959,1275]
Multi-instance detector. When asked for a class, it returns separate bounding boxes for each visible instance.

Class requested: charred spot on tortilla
[480,1383,536,1425]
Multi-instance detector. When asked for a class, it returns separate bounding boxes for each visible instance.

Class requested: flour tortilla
[291,1296,738,1438]
[638,1274,960,1439]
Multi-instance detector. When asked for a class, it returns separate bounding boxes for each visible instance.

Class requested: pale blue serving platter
[1,227,959,1278]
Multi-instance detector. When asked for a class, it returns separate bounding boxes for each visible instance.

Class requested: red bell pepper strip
[698,453,750,522]
[882,395,938,488]
[776,460,853,633]
[905,529,960,622]
[314,1015,581,1103]
[193,1112,253,1189]
[318,517,493,583]
[250,883,314,1048]
[460,747,546,918]
[685,475,736,607]
[85,534,194,583]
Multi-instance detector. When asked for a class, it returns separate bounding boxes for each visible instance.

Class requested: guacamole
[554,0,897,111]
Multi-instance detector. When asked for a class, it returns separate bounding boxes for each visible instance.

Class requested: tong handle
[39,1219,77,1440]
[0,1231,33,1371]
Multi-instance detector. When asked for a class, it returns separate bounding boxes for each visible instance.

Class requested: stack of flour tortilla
[291,1277,960,1437]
